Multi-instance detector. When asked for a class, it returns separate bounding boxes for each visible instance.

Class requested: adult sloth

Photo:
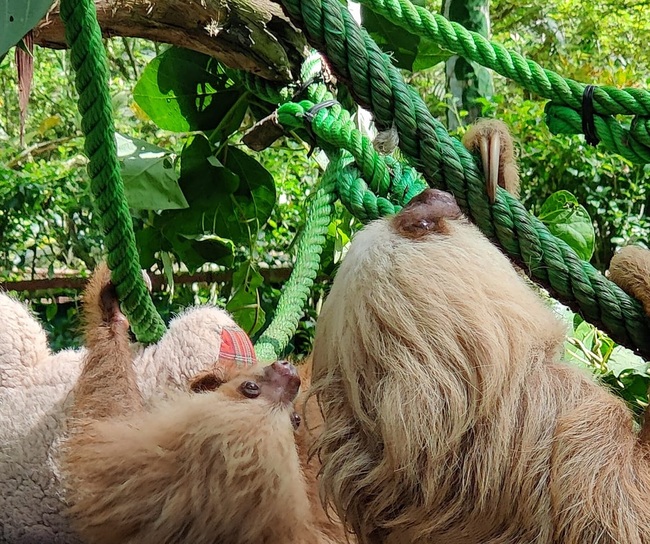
[311,184,650,543]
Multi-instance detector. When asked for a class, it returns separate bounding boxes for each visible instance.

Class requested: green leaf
[208,92,250,144]
[180,135,240,197]
[170,233,234,272]
[538,190,595,261]
[45,301,57,322]
[0,0,54,57]
[135,227,162,269]
[161,251,175,294]
[361,2,450,72]
[158,142,275,268]
[226,261,266,336]
[222,145,276,233]
[412,40,453,72]
[116,133,188,210]
[133,47,244,132]
[606,347,650,378]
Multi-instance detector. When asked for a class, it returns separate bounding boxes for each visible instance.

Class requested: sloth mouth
[290,411,301,430]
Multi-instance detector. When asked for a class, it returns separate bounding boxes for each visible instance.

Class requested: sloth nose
[272,360,298,377]
[392,188,463,239]
[266,361,301,403]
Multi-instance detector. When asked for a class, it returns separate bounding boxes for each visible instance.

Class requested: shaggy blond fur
[609,244,650,316]
[311,188,650,544]
[64,270,348,544]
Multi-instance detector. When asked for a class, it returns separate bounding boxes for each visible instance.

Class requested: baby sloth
[64,266,346,544]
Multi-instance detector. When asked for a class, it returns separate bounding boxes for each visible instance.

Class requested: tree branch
[34,0,307,81]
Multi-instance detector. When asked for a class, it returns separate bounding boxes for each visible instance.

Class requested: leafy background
[0,0,649,410]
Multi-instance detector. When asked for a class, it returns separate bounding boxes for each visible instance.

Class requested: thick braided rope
[546,104,650,164]
[276,0,650,358]
[255,160,337,362]
[352,0,650,162]
[250,56,338,362]
[59,0,166,343]
[278,100,427,212]
[248,58,425,359]
[355,0,650,118]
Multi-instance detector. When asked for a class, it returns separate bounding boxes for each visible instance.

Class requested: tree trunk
[34,0,307,81]
[441,0,493,129]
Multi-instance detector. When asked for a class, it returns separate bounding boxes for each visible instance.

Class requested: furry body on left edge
[0,282,246,543]
[311,186,650,544]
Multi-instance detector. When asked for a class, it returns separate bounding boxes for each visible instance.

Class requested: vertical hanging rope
[59,0,166,343]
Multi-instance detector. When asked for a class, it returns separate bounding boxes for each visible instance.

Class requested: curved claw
[478,132,500,204]
[463,120,520,204]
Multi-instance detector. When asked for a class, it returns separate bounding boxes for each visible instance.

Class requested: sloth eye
[239,381,261,399]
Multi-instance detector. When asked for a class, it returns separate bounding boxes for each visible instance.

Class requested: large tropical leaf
[133,47,245,133]
[1,0,54,57]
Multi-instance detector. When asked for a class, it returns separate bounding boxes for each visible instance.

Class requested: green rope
[353,0,650,117]
[254,157,338,362]
[545,104,650,164]
[60,0,166,343]
[249,55,337,362]
[349,0,650,163]
[246,55,426,360]
[278,100,427,210]
[276,0,650,358]
[240,71,294,104]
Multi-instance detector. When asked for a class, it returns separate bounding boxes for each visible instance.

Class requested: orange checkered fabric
[218,325,256,367]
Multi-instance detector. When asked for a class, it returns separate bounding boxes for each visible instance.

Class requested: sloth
[62,264,348,544]
[310,121,650,543]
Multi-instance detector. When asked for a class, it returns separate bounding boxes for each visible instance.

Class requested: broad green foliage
[538,190,595,261]
[0,0,54,57]
[127,47,281,330]
[361,0,450,71]
[116,133,188,210]
[133,47,246,133]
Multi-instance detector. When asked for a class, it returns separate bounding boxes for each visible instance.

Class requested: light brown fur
[310,188,650,544]
[64,267,348,544]
[609,244,650,317]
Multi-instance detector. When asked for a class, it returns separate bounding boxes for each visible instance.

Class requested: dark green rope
[274,0,650,358]
[351,0,650,162]
[545,104,650,164]
[60,0,166,343]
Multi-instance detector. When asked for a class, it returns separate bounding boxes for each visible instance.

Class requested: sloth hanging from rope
[63,265,347,544]
[311,119,650,544]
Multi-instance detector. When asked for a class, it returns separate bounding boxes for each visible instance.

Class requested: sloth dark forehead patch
[391,188,463,239]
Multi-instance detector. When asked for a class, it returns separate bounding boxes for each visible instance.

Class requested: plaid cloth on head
[218,325,257,367]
